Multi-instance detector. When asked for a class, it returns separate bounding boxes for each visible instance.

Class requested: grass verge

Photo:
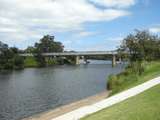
[81,84,160,120]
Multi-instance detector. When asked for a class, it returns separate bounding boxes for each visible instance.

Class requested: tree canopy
[119,30,160,62]
[33,35,64,67]
[0,41,24,70]
[34,35,63,53]
[118,30,160,75]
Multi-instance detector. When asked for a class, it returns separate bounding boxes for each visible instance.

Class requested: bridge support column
[75,56,80,65]
[112,55,116,67]
[84,57,87,63]
[119,57,122,64]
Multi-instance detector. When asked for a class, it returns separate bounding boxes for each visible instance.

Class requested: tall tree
[34,35,64,66]
[118,30,160,75]
[35,35,63,53]
[119,30,160,62]
[0,41,24,70]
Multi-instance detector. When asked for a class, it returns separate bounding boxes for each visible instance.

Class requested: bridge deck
[20,51,117,57]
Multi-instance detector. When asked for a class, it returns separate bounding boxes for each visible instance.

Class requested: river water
[0,60,125,120]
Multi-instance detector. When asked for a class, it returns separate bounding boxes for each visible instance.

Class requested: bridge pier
[75,56,80,65]
[119,57,122,64]
[112,55,116,67]
[84,57,88,64]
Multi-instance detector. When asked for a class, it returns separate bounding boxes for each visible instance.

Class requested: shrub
[107,62,142,92]
[107,75,118,90]
[13,55,24,69]
[24,56,38,67]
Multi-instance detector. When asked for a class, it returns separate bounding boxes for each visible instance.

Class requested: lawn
[81,84,160,120]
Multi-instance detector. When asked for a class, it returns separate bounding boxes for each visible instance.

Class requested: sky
[0,0,160,51]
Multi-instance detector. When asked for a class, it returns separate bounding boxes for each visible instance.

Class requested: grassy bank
[107,61,160,95]
[24,56,58,67]
[81,61,160,120]
[24,56,39,67]
[81,84,160,120]
[23,56,69,68]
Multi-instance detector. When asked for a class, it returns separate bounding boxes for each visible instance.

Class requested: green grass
[81,61,160,120]
[81,84,160,120]
[24,56,38,67]
[46,58,58,66]
[108,61,160,95]
[24,56,59,67]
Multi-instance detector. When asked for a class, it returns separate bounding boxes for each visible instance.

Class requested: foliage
[13,55,24,69]
[108,30,160,94]
[0,42,24,70]
[119,30,160,62]
[118,30,160,75]
[107,75,119,90]
[0,34,65,70]
[33,35,64,67]
[24,56,38,67]
[34,35,63,53]
[25,46,35,53]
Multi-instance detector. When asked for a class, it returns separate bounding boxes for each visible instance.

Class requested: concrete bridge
[20,51,118,66]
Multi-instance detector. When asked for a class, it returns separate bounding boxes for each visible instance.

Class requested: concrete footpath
[53,76,160,120]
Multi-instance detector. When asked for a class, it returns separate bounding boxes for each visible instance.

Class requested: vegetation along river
[0,60,125,120]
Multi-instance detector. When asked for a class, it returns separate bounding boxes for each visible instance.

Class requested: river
[0,60,125,120]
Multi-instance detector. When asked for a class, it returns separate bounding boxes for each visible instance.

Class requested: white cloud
[80,36,124,51]
[73,31,98,37]
[89,0,136,8]
[0,0,135,49]
[149,26,160,34]
[0,28,19,33]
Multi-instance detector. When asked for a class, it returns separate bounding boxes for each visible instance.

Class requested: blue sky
[0,0,160,51]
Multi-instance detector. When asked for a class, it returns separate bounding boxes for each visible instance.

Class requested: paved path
[52,76,160,120]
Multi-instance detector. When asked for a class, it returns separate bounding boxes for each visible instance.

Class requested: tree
[0,41,24,70]
[35,35,63,53]
[34,35,64,67]
[25,46,35,53]
[119,30,160,62]
[118,30,160,75]
[13,55,24,69]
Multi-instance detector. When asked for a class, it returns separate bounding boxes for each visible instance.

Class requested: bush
[24,56,38,67]
[131,61,146,75]
[107,75,124,90]
[13,55,24,69]
[107,62,147,94]
[3,59,14,69]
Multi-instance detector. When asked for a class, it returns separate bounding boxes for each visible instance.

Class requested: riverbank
[107,61,160,95]
[53,76,160,120]
[24,56,60,68]
[82,78,160,120]
[80,61,160,120]
[22,91,109,120]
